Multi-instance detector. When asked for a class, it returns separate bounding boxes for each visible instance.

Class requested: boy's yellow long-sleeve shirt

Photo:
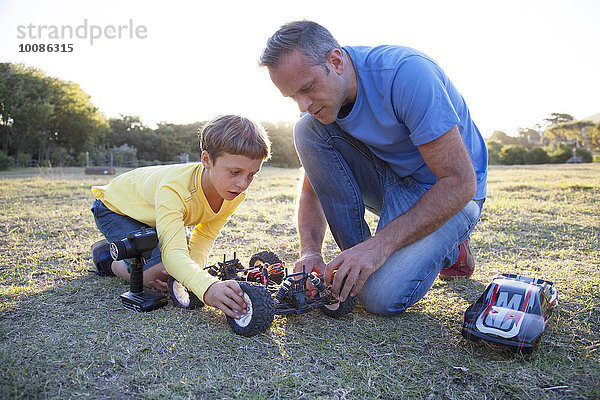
[91,163,245,300]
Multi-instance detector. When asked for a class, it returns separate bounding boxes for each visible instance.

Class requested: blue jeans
[91,199,162,271]
[294,115,483,316]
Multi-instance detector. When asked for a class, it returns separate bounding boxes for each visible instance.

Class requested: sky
[0,0,599,138]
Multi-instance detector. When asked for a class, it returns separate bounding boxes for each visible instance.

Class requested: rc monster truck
[167,251,357,337]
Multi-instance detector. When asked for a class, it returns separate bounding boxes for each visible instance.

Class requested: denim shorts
[91,199,162,271]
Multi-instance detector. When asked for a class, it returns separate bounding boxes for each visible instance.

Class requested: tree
[105,117,204,162]
[499,145,527,165]
[112,143,137,166]
[562,121,598,153]
[524,147,550,164]
[12,73,56,160]
[46,79,109,156]
[543,113,574,127]
[517,126,544,149]
[0,64,53,157]
[549,144,573,163]
[0,151,14,170]
[543,123,570,150]
[575,148,593,163]
[489,131,519,146]
[486,140,503,165]
[261,121,300,168]
[0,63,19,154]
[588,123,600,153]
[107,114,147,147]
[544,120,598,154]
[153,122,198,161]
[0,63,109,163]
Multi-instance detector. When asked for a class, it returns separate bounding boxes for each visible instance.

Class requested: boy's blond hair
[199,115,271,162]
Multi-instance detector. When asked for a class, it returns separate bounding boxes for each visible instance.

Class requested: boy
[90,115,270,319]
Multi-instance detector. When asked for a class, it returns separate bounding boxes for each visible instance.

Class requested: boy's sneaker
[91,239,115,277]
[439,239,475,280]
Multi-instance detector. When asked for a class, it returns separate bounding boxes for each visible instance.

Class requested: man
[260,21,488,315]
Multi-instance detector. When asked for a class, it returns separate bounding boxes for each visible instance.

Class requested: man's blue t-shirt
[336,45,487,200]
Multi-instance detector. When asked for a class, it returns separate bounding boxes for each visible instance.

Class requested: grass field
[0,164,598,399]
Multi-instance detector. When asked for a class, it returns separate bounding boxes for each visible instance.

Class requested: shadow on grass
[0,269,495,399]
[1,163,599,399]
[2,268,599,399]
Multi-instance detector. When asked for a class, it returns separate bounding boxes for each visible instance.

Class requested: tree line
[486,113,599,165]
[1,62,597,170]
[0,63,299,170]
[1,63,108,168]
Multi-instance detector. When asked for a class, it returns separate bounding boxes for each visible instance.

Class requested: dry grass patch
[0,164,598,399]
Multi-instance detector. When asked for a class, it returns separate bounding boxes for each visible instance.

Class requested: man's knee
[293,114,323,155]
[357,251,440,316]
[358,292,410,316]
[357,277,416,316]
[294,114,319,137]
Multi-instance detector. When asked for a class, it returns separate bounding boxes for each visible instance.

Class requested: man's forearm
[366,126,477,262]
[323,126,477,300]
[371,174,474,261]
[297,174,327,256]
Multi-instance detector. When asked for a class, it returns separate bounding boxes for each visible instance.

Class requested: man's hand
[203,280,248,319]
[325,239,388,302]
[294,252,326,275]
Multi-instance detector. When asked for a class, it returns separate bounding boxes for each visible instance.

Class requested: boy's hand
[148,279,168,292]
[203,280,248,319]
[145,265,169,292]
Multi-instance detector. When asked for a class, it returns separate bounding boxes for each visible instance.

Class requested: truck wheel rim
[173,281,190,307]
[235,293,253,327]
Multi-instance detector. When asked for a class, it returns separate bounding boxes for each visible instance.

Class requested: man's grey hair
[259,20,341,69]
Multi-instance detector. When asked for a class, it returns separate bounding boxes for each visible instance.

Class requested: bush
[549,144,572,164]
[523,147,550,164]
[576,148,593,163]
[77,152,88,166]
[486,141,503,165]
[89,148,108,166]
[17,153,31,167]
[499,145,527,165]
[112,144,137,167]
[593,155,600,163]
[0,151,15,170]
[48,146,73,167]
[262,122,300,168]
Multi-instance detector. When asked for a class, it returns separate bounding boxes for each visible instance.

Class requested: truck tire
[227,282,275,337]
[319,274,357,318]
[320,295,357,318]
[167,276,202,310]
[249,251,285,284]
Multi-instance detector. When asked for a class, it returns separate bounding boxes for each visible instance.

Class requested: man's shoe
[439,239,475,280]
[91,239,115,277]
